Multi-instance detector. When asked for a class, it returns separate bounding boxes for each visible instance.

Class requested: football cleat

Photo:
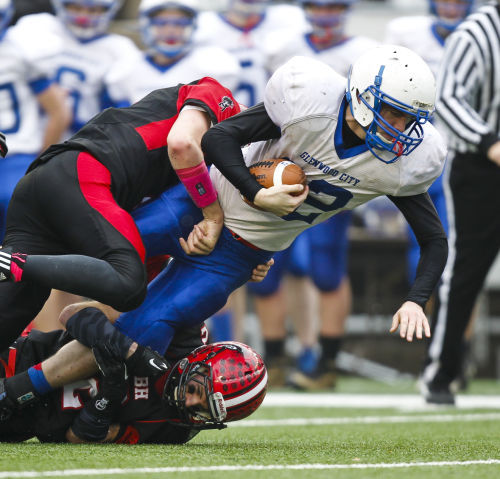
[419,377,455,405]
[0,248,27,282]
[288,359,337,391]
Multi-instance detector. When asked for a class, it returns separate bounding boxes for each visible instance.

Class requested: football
[243,158,306,208]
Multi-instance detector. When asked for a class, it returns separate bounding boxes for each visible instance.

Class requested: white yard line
[0,460,499,477]
[229,412,500,427]
[262,392,500,410]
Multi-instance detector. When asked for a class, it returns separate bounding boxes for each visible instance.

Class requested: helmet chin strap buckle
[392,139,404,157]
[208,391,227,423]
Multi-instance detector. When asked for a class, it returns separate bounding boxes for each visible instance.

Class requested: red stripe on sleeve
[135,117,177,150]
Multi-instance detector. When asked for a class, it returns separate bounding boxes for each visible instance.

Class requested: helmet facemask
[429,0,475,32]
[52,0,122,40]
[164,358,227,430]
[302,1,354,40]
[140,3,196,58]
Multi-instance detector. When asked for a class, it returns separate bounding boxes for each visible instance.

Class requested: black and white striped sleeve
[436,5,500,154]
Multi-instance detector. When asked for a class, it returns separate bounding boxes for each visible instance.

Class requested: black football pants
[424,151,500,384]
[0,150,147,351]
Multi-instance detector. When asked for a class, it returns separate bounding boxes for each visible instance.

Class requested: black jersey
[0,371,197,444]
[28,77,240,211]
[0,325,206,444]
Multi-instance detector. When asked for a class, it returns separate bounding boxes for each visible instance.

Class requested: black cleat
[420,379,455,405]
[288,359,337,391]
[0,247,27,282]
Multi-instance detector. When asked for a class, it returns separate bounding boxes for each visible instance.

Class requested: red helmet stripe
[224,369,268,409]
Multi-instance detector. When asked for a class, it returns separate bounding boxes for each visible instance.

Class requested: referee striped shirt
[436,2,500,154]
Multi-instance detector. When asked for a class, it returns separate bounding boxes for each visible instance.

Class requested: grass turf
[0,378,499,479]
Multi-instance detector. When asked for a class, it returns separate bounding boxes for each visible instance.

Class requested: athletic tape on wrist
[176,163,217,209]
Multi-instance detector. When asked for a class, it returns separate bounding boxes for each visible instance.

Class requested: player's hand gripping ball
[243,158,307,209]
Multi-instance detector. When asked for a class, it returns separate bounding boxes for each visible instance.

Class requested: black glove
[71,341,128,442]
[0,132,7,158]
[93,341,129,403]
[125,344,170,377]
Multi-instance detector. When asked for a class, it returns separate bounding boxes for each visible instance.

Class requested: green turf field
[1,378,499,479]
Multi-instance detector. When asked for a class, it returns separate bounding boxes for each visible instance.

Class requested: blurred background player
[0,0,70,243]
[194,0,307,107]
[249,0,378,389]
[106,0,241,105]
[193,0,308,345]
[13,0,141,134]
[9,0,142,331]
[384,0,477,392]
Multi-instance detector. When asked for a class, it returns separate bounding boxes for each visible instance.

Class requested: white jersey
[107,46,241,105]
[211,56,446,251]
[0,28,51,155]
[265,31,378,77]
[10,13,141,134]
[384,16,444,78]
[194,5,307,106]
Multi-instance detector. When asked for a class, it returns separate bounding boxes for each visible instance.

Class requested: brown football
[243,158,306,208]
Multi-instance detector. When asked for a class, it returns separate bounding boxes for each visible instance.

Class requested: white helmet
[51,0,123,40]
[228,0,268,19]
[346,45,436,164]
[139,0,199,58]
[0,0,13,37]
[300,0,357,35]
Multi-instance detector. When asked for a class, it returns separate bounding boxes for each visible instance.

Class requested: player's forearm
[201,103,281,202]
[405,236,448,308]
[37,84,71,151]
[42,340,97,388]
[168,109,210,170]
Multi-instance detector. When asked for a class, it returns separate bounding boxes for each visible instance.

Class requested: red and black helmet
[163,341,267,429]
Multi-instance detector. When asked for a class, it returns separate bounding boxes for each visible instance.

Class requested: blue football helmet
[0,0,13,38]
[346,45,436,164]
[429,0,475,32]
[51,0,123,40]
[139,0,198,58]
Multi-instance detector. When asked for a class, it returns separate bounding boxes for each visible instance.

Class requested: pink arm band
[176,163,218,209]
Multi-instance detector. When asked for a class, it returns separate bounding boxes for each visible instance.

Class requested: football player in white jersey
[106,0,241,105]
[0,0,70,242]
[194,0,308,107]
[114,46,448,357]
[9,0,141,135]
[253,0,378,389]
